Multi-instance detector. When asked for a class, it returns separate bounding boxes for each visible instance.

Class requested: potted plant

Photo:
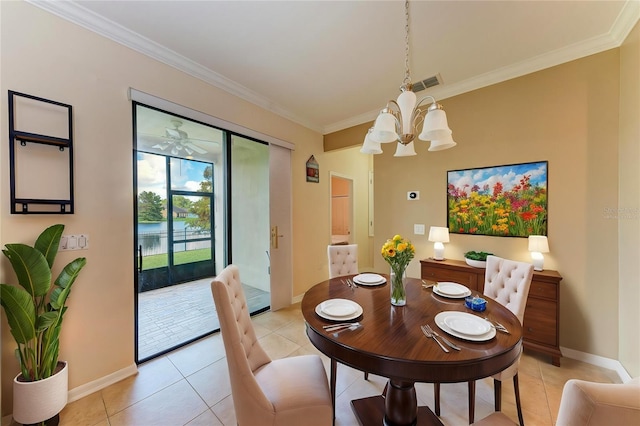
[464,251,493,268]
[0,224,86,425]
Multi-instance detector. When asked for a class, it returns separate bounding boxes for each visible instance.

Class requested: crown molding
[323,1,640,135]
[26,0,324,133]
[27,0,638,136]
[611,0,640,44]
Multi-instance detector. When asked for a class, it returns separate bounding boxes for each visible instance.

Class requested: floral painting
[447,161,548,237]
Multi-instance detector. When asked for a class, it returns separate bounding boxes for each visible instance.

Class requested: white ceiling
[30,0,639,135]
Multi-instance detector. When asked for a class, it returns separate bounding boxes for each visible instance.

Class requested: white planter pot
[465,258,487,268]
[13,361,68,425]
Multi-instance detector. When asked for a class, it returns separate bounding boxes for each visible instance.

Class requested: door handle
[138,245,143,273]
[271,226,284,249]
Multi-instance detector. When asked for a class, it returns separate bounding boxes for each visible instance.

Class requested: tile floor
[34,304,622,426]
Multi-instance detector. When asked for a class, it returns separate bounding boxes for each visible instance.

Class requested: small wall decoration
[306,155,319,183]
[447,161,548,237]
[8,91,75,214]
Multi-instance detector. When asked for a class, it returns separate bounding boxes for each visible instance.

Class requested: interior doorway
[330,174,354,245]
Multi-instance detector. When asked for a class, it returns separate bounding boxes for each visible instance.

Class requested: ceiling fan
[151,119,210,156]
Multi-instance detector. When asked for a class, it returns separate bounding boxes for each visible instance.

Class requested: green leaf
[34,224,64,269]
[0,224,85,381]
[35,311,58,333]
[0,284,36,344]
[41,325,61,378]
[51,258,86,309]
[14,348,29,380]
[2,244,51,297]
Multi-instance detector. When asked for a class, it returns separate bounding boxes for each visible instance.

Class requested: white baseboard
[67,363,138,403]
[560,346,632,382]
[292,294,304,304]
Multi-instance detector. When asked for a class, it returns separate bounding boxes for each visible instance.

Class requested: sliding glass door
[133,104,270,362]
[230,135,270,308]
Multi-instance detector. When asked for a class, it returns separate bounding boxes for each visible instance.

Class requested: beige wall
[291,145,373,291]
[373,50,622,359]
[1,0,637,416]
[0,1,373,414]
[618,21,640,378]
[335,48,637,372]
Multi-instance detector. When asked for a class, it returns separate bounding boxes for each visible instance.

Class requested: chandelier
[361,0,457,157]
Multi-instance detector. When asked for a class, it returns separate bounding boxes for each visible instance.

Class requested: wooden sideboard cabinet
[420,258,563,366]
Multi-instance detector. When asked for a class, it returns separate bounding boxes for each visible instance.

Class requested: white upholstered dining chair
[327,244,358,278]
[327,243,369,384]
[479,255,534,425]
[211,265,333,426]
[434,255,534,424]
[472,377,640,426]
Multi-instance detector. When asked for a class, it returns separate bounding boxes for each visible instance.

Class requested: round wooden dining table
[301,275,523,426]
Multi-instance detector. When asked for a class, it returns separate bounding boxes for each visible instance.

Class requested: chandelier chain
[403,0,411,86]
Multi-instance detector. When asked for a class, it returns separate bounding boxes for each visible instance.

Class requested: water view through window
[134,104,270,362]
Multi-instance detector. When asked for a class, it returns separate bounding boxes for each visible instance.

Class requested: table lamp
[428,226,450,260]
[528,235,549,271]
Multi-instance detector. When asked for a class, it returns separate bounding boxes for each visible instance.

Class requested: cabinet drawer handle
[528,327,534,332]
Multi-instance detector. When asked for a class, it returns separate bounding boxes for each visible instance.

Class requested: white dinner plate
[433,285,472,299]
[435,311,496,342]
[316,299,363,321]
[435,282,470,296]
[321,299,357,317]
[444,313,491,336]
[353,273,386,286]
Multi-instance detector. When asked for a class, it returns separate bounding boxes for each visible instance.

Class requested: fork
[324,322,360,332]
[323,322,355,329]
[421,325,449,353]
[421,279,436,289]
[348,278,358,288]
[484,317,510,334]
[425,324,461,351]
[341,279,354,291]
[332,324,360,337]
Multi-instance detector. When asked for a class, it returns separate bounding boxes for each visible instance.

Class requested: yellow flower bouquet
[381,234,415,306]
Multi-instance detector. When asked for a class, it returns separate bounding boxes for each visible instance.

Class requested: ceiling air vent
[412,74,442,93]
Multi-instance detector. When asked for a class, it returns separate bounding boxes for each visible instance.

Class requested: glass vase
[390,267,407,306]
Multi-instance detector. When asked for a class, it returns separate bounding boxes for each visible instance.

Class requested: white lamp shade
[419,108,452,141]
[428,133,457,151]
[528,235,549,253]
[360,131,383,154]
[428,226,450,243]
[370,112,398,143]
[397,90,417,134]
[393,142,417,157]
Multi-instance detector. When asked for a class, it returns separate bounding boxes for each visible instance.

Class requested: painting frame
[447,161,548,237]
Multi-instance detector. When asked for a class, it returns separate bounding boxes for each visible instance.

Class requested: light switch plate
[60,234,89,251]
[414,224,425,235]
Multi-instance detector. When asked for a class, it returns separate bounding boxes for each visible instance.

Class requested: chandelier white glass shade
[359,128,383,154]
[428,226,450,261]
[394,141,416,157]
[362,0,457,157]
[528,235,550,271]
